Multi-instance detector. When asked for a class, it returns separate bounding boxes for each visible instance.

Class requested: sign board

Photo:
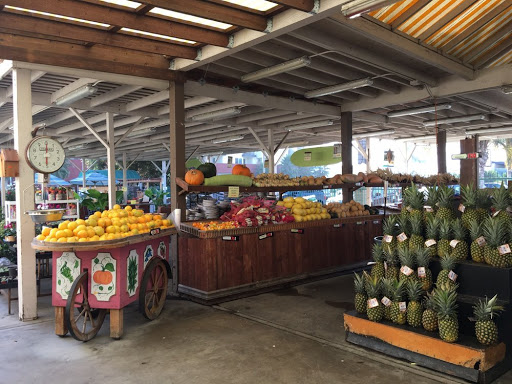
[304,151,312,162]
[228,186,240,198]
[333,144,342,158]
[451,152,480,160]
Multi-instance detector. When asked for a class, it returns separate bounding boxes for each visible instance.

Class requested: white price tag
[448,270,458,282]
[400,265,413,276]
[450,239,460,248]
[406,206,413,212]
[458,204,466,213]
[383,235,393,243]
[399,302,407,312]
[493,210,501,217]
[228,186,240,198]
[425,239,436,247]
[476,236,486,247]
[418,267,426,278]
[397,232,408,242]
[381,296,391,307]
[384,261,388,272]
[498,244,511,255]
[424,205,433,213]
[368,298,379,308]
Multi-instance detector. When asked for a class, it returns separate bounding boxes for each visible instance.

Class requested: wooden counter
[178,216,382,303]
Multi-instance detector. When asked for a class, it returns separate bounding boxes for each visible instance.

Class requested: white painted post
[106,112,116,209]
[82,158,87,189]
[161,160,167,191]
[122,152,128,204]
[268,128,275,174]
[13,68,37,320]
[1,177,5,209]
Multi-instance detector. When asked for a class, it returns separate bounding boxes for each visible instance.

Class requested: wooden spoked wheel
[139,258,168,320]
[65,271,107,341]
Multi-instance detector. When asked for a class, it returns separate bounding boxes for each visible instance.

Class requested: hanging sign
[304,151,312,162]
[227,156,233,168]
[333,144,342,158]
[264,159,269,168]
[451,152,480,160]
[291,228,304,234]
[384,149,394,167]
[222,236,239,241]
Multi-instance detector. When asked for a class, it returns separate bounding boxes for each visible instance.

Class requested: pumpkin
[185,169,204,185]
[197,162,217,178]
[93,270,113,285]
[232,164,251,177]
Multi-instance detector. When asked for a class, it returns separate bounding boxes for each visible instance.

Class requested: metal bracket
[195,48,203,61]
[199,78,206,86]
[310,0,320,14]
[228,35,235,48]
[169,60,175,70]
[232,85,240,93]
[264,17,273,33]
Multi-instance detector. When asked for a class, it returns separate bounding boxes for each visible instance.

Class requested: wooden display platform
[344,311,510,383]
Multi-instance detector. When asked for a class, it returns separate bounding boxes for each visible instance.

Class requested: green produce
[491,185,511,226]
[450,219,468,261]
[197,162,217,178]
[433,283,459,343]
[364,273,383,322]
[422,291,438,332]
[473,294,504,345]
[371,243,385,280]
[390,279,407,325]
[460,183,479,230]
[469,220,485,263]
[406,280,424,327]
[483,216,510,267]
[436,186,455,221]
[353,273,367,314]
[416,247,433,291]
[203,174,253,187]
[437,218,452,258]
[436,255,458,289]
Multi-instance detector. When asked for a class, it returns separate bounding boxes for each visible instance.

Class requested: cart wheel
[65,271,107,342]
[139,258,168,320]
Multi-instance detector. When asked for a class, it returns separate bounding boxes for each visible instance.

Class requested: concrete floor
[1,276,511,384]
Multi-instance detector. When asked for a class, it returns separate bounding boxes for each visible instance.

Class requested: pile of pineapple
[354,183,509,346]
[36,205,173,243]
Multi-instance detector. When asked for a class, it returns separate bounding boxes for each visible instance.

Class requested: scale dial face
[26,136,66,174]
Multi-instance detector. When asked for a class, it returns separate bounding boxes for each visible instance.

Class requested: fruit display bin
[31,227,177,341]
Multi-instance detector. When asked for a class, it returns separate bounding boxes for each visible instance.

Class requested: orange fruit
[57,237,67,243]
[106,225,116,234]
[75,219,85,226]
[90,235,100,242]
[104,218,112,227]
[97,218,106,228]
[94,211,102,218]
[153,215,162,221]
[36,234,46,241]
[77,230,88,239]
[67,237,77,243]
[49,228,59,238]
[78,237,88,242]
[87,228,95,238]
[67,221,78,231]
[93,226,104,236]
[125,205,133,211]
[58,221,70,230]
[64,229,73,238]
[113,204,121,210]
[42,227,51,236]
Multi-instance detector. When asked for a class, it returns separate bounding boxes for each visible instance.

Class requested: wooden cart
[31,228,176,341]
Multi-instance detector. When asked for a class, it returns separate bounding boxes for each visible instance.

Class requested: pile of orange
[36,205,173,243]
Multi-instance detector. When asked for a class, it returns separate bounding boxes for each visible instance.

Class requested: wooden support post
[106,112,116,209]
[122,152,128,204]
[341,111,353,203]
[437,129,447,174]
[55,307,67,336]
[460,137,478,187]
[169,80,185,294]
[109,308,124,339]
[13,67,37,321]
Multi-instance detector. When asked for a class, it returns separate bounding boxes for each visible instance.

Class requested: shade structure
[69,171,110,186]
[34,173,71,186]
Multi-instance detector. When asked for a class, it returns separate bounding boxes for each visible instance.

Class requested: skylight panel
[121,27,197,44]
[100,0,141,9]
[222,0,278,12]
[149,7,232,30]
[5,6,110,27]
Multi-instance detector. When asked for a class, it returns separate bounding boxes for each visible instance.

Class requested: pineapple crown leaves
[461,183,478,208]
[477,189,492,210]
[439,218,453,240]
[398,247,416,268]
[469,220,483,242]
[473,294,505,321]
[383,216,398,236]
[432,285,458,319]
[383,247,398,265]
[425,216,439,239]
[381,277,396,297]
[409,215,424,236]
[452,218,467,241]
[397,215,411,236]
[491,184,510,211]
[372,243,385,263]
[423,290,437,310]
[404,183,425,210]
[364,272,382,298]
[438,186,455,208]
[440,255,457,271]
[483,216,507,248]
[416,248,431,267]
[406,280,424,302]
[354,273,366,295]
[391,279,406,301]
[425,185,439,207]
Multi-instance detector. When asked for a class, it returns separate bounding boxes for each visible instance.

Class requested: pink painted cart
[31,228,176,341]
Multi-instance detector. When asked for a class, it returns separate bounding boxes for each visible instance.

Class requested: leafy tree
[493,139,512,172]
[277,150,328,177]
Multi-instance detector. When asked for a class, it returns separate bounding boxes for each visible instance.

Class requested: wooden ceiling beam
[0,0,229,46]
[0,13,197,59]
[271,0,315,12]
[137,0,267,31]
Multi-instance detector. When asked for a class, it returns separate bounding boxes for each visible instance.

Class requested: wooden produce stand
[31,227,176,341]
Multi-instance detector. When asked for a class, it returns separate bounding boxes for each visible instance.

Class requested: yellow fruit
[125,205,133,211]
[283,197,294,203]
[49,238,58,242]
[94,211,102,218]
[67,237,77,243]
[64,229,73,238]
[155,219,163,227]
[113,204,121,210]
[132,209,143,217]
[284,202,293,209]
[295,197,305,204]
[107,234,115,240]
[153,215,162,221]
[77,230,88,239]
[42,227,51,236]
[294,215,303,222]
[106,225,116,234]
[57,237,67,243]
[49,228,59,238]
[93,226,105,236]
[99,235,107,241]
[36,234,46,241]
[104,218,112,227]
[120,224,129,233]
[86,218,98,227]
[78,238,88,242]
[276,201,284,206]
[58,221,70,230]
[131,228,139,235]
[162,219,171,227]
[97,218,106,228]
[67,221,78,231]
[90,235,100,242]
[75,219,85,226]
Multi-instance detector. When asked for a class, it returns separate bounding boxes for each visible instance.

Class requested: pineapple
[384,247,399,280]
[424,216,439,258]
[381,278,394,321]
[406,280,424,327]
[422,290,438,332]
[450,219,469,261]
[396,215,410,251]
[416,248,433,291]
[433,283,459,343]
[469,220,485,263]
[437,218,452,258]
[364,273,383,322]
[436,255,458,289]
[435,186,455,221]
[408,215,424,252]
[424,186,439,224]
[482,216,509,267]
[491,184,511,226]
[403,183,425,223]
[371,243,385,280]
[476,188,491,221]
[473,294,504,345]
[382,215,398,253]
[398,247,418,285]
[353,273,367,314]
[390,279,407,325]
[460,184,479,230]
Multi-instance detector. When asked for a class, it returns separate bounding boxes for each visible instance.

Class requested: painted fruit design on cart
[91,253,116,301]
[127,250,139,297]
[158,241,166,259]
[56,252,81,299]
[144,245,154,269]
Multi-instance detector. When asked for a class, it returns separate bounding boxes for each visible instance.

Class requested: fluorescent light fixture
[283,120,334,132]
[241,56,311,83]
[341,0,400,19]
[422,114,489,127]
[398,135,437,142]
[353,129,395,139]
[68,144,88,151]
[150,7,232,30]
[55,84,98,106]
[465,126,512,135]
[502,85,512,94]
[304,78,373,99]
[387,103,452,118]
[191,107,243,121]
[211,135,245,144]
[222,0,277,12]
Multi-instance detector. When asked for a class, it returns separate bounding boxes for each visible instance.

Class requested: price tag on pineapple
[397,232,408,242]
[498,244,511,255]
[383,235,393,243]
[400,265,413,276]
[367,298,379,308]
[399,302,407,312]
[450,239,460,248]
[458,204,466,213]
[228,186,240,198]
[424,205,433,212]
[476,236,486,247]
[493,210,501,217]
[381,296,391,307]
[406,206,413,212]
[425,239,436,247]
[417,267,426,277]
[448,270,457,282]
[384,261,388,272]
